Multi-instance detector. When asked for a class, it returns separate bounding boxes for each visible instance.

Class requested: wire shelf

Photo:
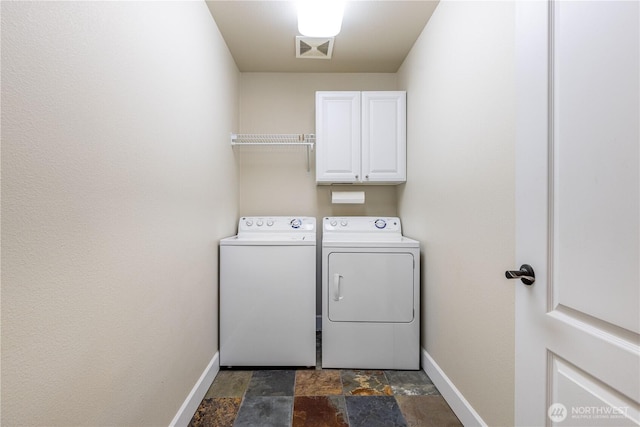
[230,133,315,146]
[230,133,315,171]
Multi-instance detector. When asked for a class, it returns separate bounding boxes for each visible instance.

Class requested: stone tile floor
[189,335,462,427]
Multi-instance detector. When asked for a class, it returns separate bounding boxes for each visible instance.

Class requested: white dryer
[322,217,420,370]
[220,216,316,367]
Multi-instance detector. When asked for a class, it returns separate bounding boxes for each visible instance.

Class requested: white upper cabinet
[361,92,407,183]
[315,92,361,183]
[316,91,406,184]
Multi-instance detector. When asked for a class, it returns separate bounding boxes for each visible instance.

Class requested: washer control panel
[238,216,315,234]
[323,217,402,234]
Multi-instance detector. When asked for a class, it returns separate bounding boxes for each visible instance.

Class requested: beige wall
[1,2,239,425]
[397,1,516,425]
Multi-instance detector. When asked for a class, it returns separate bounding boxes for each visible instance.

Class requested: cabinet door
[316,92,361,183]
[361,91,406,183]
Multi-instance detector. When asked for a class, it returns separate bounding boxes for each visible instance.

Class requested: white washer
[322,217,420,370]
[220,216,316,367]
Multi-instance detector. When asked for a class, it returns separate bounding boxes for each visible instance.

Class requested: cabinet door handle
[355,174,359,180]
[365,175,369,179]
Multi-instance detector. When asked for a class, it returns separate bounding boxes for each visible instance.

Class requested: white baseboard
[169,352,220,427]
[421,347,487,427]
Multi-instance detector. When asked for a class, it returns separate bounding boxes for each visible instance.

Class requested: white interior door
[515,1,640,426]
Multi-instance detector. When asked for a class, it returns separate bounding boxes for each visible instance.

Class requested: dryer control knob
[266,220,274,227]
[291,218,302,229]
[375,219,387,229]
[257,220,264,226]
[340,220,348,227]
[245,220,253,226]
[330,220,337,227]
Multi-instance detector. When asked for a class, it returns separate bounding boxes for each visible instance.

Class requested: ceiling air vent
[296,36,334,59]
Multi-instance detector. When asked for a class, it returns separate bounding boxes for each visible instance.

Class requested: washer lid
[220,235,316,246]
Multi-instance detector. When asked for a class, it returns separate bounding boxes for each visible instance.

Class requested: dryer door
[327,252,415,323]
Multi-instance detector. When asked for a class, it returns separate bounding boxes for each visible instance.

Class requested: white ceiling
[205,1,439,73]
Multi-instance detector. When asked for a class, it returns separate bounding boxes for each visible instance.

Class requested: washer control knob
[245,220,253,226]
[375,219,387,229]
[290,218,302,229]
[266,220,274,227]
[256,220,264,226]
[330,220,337,227]
[340,220,348,227]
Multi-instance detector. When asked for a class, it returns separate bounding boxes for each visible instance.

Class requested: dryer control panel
[323,217,402,234]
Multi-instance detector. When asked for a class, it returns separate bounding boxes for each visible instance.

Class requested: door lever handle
[505,264,535,285]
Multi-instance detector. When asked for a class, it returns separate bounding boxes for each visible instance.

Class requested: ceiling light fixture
[297,0,345,38]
